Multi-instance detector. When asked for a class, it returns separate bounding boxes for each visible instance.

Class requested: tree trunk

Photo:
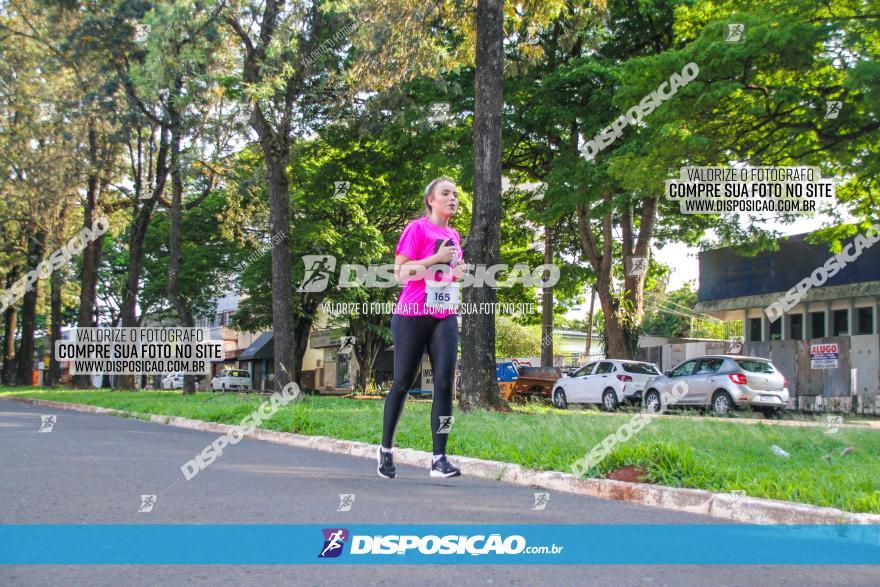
[72,121,104,388]
[575,191,656,360]
[47,270,63,386]
[585,285,595,357]
[265,149,294,393]
[598,292,631,358]
[166,78,196,394]
[291,314,313,388]
[115,214,148,390]
[2,270,19,384]
[352,320,386,393]
[540,224,554,367]
[460,0,507,412]
[15,232,46,385]
[117,127,168,390]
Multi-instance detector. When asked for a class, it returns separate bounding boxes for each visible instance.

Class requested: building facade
[692,232,880,412]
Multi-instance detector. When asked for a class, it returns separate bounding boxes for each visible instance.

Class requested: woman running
[377,177,466,479]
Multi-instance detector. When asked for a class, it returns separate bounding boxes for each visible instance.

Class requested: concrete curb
[10,396,880,525]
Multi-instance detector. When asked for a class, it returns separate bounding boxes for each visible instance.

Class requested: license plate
[759,395,778,402]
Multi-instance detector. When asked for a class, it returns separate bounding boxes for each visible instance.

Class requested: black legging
[381,314,458,455]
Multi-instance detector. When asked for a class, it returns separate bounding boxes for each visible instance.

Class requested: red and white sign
[810,343,839,369]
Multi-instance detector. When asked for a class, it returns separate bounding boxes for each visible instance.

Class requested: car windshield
[622,362,661,375]
[735,359,775,374]
[573,364,595,377]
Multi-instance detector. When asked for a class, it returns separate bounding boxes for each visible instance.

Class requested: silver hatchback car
[642,355,790,417]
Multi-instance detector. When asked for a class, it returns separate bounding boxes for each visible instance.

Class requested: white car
[161,372,184,389]
[211,368,252,392]
[551,359,662,411]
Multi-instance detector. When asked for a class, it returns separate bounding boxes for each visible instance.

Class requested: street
[1,398,877,585]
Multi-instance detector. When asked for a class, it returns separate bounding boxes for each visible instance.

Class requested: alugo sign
[810,343,839,370]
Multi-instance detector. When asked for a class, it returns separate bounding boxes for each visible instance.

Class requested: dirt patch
[605,465,650,484]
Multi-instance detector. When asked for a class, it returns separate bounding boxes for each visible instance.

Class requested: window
[832,309,849,336]
[749,317,762,342]
[811,311,826,338]
[769,318,782,340]
[857,307,874,335]
[789,313,803,340]
[595,362,615,374]
[670,360,697,378]
[622,362,661,375]
[735,359,776,374]
[230,370,249,378]
[215,311,234,327]
[695,358,724,374]
[574,363,596,377]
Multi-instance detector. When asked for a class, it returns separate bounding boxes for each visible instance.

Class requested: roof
[694,355,772,360]
[698,231,880,303]
[694,280,880,315]
[553,329,602,338]
[238,332,274,361]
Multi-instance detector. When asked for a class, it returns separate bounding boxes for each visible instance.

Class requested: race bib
[425,281,460,310]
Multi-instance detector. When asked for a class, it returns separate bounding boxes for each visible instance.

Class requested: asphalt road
[1,397,877,586]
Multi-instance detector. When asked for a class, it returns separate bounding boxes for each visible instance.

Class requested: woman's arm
[394,238,460,283]
[394,252,442,283]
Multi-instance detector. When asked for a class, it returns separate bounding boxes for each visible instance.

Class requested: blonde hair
[423,177,456,216]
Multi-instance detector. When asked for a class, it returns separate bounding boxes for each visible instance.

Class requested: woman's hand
[453,261,468,280]
[435,239,456,264]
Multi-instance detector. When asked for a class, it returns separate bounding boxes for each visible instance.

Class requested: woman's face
[429,181,459,216]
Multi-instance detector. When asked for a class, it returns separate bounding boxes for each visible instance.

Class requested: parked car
[161,372,184,389]
[160,372,206,389]
[551,359,662,411]
[211,368,252,392]
[642,355,790,417]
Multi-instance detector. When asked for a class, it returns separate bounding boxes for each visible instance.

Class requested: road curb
[10,395,880,525]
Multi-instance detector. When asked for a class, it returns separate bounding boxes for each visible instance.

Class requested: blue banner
[1,524,878,565]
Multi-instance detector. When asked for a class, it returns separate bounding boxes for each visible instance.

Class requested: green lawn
[3,386,879,514]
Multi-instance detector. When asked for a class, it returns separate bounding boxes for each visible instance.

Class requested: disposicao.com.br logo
[297,255,559,292]
[318,529,563,558]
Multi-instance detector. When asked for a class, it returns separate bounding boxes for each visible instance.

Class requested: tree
[642,281,698,338]
[224,0,349,391]
[0,3,87,385]
[591,0,880,356]
[459,0,506,411]
[495,315,543,358]
[131,0,229,393]
[346,0,583,408]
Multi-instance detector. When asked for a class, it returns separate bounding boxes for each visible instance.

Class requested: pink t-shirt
[394,216,463,318]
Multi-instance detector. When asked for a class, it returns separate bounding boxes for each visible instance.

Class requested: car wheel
[553,388,568,410]
[601,388,619,412]
[643,389,662,413]
[222,384,227,392]
[712,390,734,416]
